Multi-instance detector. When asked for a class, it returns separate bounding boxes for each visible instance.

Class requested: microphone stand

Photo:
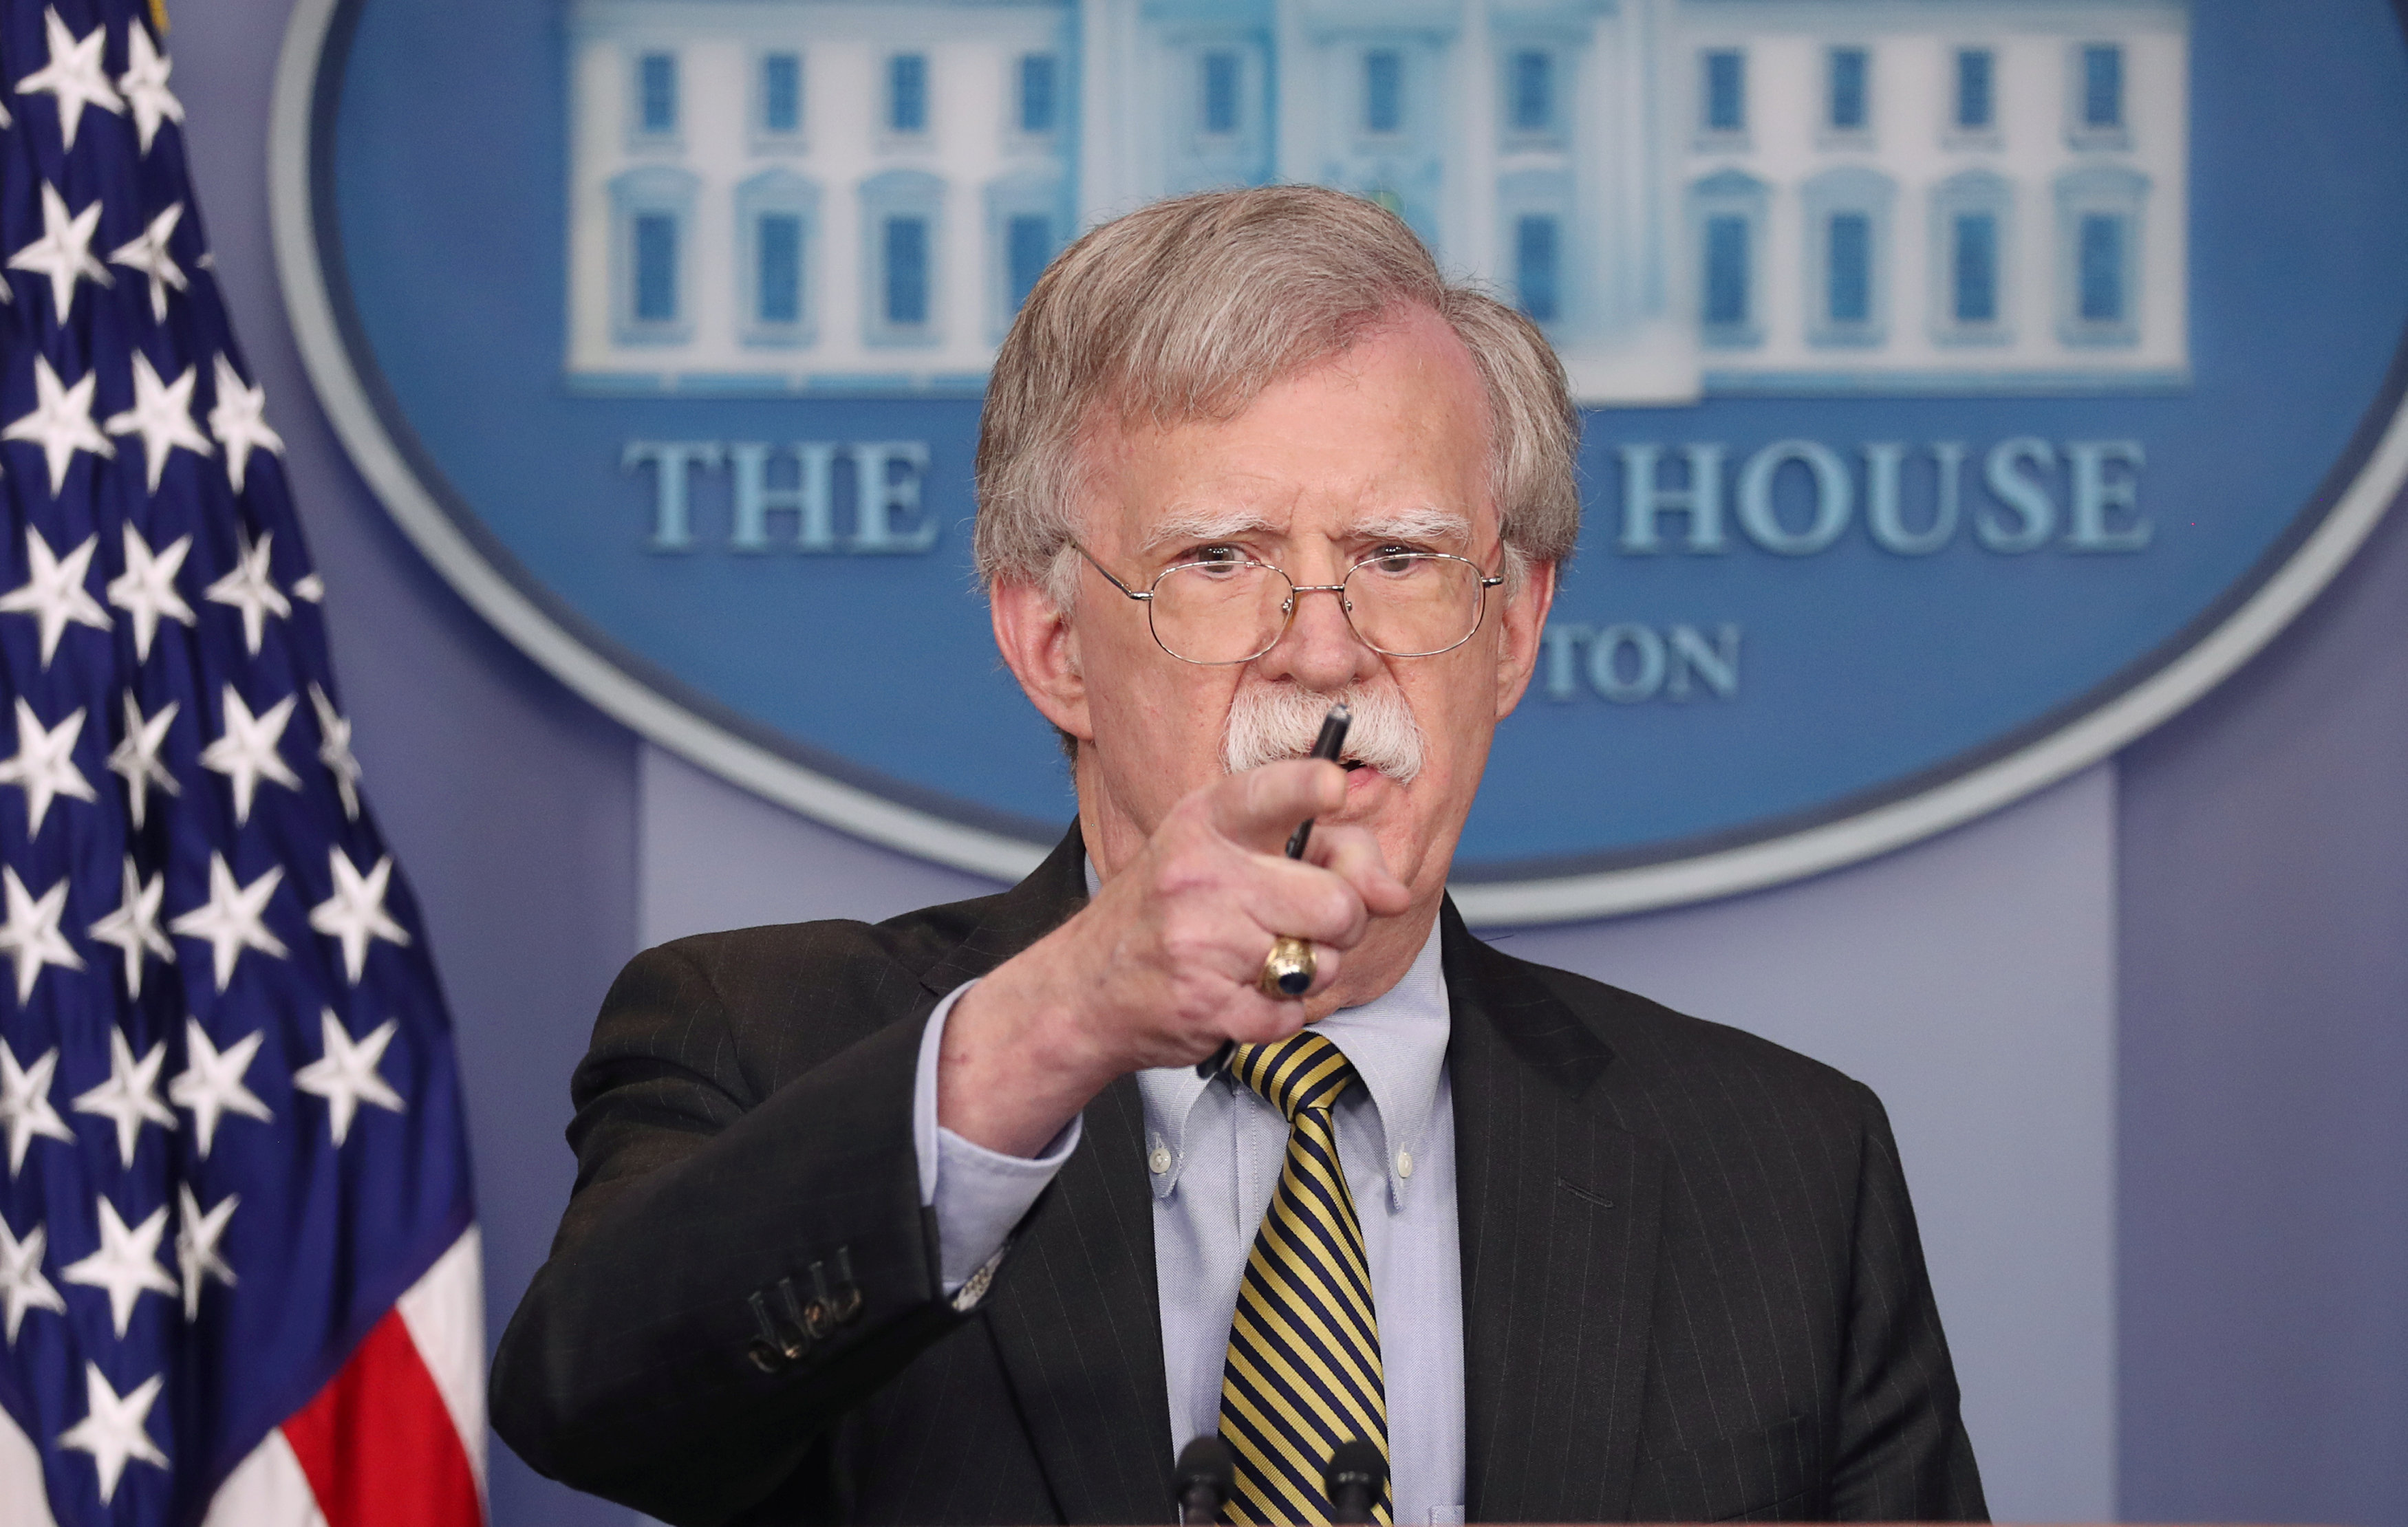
[1176,1436,1234,1526]
[1325,1438,1387,1526]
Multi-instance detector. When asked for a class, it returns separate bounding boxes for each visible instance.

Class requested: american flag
[0,3,485,1524]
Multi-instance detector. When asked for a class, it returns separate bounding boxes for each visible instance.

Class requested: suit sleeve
[1829,1083,1990,1521]
[488,938,969,1526]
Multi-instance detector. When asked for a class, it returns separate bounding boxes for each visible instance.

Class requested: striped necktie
[1217,1030,1392,1525]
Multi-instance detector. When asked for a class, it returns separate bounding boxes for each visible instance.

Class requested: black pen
[1199,702,1353,1079]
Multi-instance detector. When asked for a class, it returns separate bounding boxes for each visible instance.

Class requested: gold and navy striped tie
[1216,1030,1392,1525]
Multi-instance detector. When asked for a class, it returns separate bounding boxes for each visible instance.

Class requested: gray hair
[972,186,1580,607]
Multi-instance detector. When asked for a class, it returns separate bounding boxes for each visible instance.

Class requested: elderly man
[491,187,1985,1527]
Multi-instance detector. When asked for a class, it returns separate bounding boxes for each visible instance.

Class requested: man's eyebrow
[1350,506,1473,542]
[1141,507,1279,552]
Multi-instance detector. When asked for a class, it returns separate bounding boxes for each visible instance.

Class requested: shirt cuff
[912,979,1083,1295]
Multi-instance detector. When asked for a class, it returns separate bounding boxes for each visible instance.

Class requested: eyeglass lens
[1148,554,1487,664]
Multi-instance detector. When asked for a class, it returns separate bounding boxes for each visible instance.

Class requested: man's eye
[1190,544,1243,565]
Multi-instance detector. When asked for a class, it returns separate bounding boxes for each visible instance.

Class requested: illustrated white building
[563,0,2188,402]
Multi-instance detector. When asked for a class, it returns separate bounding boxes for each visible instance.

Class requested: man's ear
[991,576,1093,744]
[1492,558,1559,720]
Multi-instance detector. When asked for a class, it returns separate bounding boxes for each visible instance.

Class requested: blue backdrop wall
[171,1,2408,1523]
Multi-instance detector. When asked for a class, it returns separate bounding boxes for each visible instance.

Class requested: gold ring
[1258,935,1316,999]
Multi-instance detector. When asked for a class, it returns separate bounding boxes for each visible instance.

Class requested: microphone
[1175,1435,1234,1525]
[1324,1438,1386,1525]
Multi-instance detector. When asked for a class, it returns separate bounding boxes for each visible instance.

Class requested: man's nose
[1258,578,1380,689]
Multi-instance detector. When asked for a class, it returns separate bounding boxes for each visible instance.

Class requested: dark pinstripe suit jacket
[491,827,1986,1526]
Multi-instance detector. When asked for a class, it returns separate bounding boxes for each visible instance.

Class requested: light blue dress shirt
[910,905,1467,1525]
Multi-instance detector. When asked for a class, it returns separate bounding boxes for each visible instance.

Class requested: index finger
[1206,759,1349,854]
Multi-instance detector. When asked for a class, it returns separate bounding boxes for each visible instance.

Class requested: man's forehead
[1078,310,1498,541]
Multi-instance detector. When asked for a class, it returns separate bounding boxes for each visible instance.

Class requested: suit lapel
[978,1075,1177,1523]
[913,826,1179,1524]
[1444,905,1665,1524]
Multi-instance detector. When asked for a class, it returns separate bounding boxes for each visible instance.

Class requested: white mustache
[1223,683,1426,785]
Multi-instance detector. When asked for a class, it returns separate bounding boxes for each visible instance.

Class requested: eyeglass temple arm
[1072,542,1154,602]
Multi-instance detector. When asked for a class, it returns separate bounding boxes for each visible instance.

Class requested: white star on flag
[310,683,363,819]
[203,528,290,655]
[0,865,85,1004]
[61,1196,178,1338]
[207,354,284,493]
[89,856,173,999]
[200,685,301,825]
[107,523,198,661]
[56,1364,170,1506]
[0,699,94,838]
[310,849,411,984]
[0,1217,65,1344]
[175,1183,238,1320]
[105,351,213,492]
[107,200,187,323]
[169,1020,272,1160]
[0,693,100,833]
[15,7,127,151]
[0,697,96,834]
[118,21,184,156]
[107,691,181,830]
[0,1040,75,1178]
[2,353,114,495]
[0,527,111,667]
[71,1028,175,1169]
[6,180,111,319]
[294,1010,406,1146]
[293,571,326,603]
[169,853,288,993]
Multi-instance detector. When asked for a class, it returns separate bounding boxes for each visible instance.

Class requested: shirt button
[1148,1146,1174,1175]
[1396,1149,1414,1179]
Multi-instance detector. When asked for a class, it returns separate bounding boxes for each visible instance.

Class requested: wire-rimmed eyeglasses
[1073,543,1507,666]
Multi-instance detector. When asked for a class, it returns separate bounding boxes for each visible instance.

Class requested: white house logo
[561,0,2186,402]
[271,0,2408,920]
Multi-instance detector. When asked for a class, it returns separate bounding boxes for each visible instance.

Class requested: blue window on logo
[890,54,927,133]
[2083,45,2122,129]
[1366,50,1402,133]
[2079,213,2125,322]
[884,216,929,325]
[1007,214,1051,314]
[638,52,677,134]
[1515,216,1559,323]
[1704,214,1749,326]
[757,215,801,325]
[1020,54,1058,133]
[1956,49,1994,130]
[1202,52,1240,135]
[1828,213,1871,323]
[762,54,799,134]
[1954,213,1998,323]
[1829,48,1868,131]
[1509,51,1551,133]
[633,213,677,321]
[1703,50,1745,133]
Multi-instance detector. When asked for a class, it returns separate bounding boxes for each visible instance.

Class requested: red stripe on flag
[283,1308,483,1527]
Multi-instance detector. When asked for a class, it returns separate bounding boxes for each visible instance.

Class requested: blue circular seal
[270,0,2408,920]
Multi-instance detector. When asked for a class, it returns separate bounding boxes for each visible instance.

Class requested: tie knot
[1228,1030,1357,1123]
